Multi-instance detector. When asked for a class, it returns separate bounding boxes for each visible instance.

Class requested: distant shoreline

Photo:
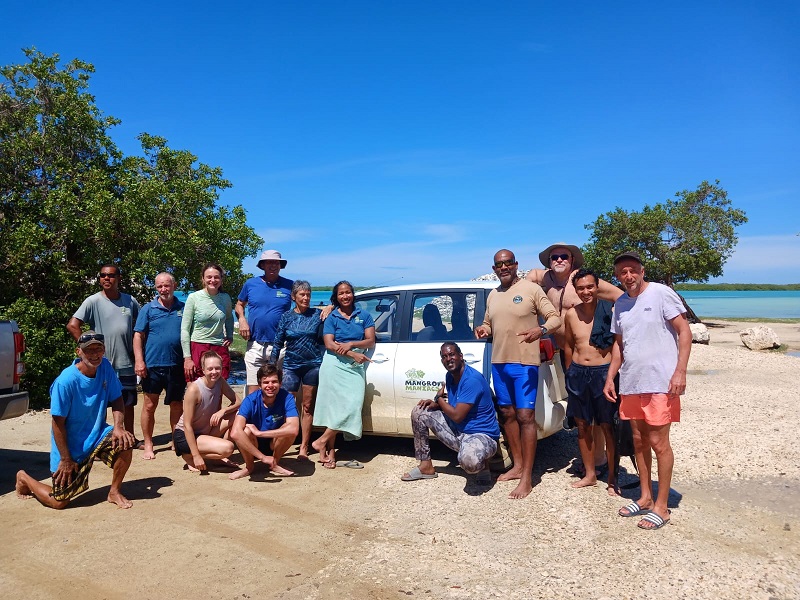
[675,283,800,291]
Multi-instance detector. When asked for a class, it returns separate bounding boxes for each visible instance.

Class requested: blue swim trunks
[492,363,539,410]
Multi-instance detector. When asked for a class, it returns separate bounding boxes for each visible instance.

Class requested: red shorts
[620,393,680,426]
[187,342,231,382]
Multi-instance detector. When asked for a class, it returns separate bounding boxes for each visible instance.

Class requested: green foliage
[0,49,263,406]
[582,180,748,286]
[0,300,75,409]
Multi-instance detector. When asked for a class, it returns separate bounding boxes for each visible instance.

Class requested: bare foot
[270,463,295,476]
[322,459,336,469]
[141,445,156,460]
[508,481,533,499]
[298,446,310,461]
[107,490,133,509]
[311,439,328,462]
[183,463,201,473]
[570,476,598,489]
[497,467,523,482]
[15,471,33,499]
[607,482,622,497]
[228,467,252,480]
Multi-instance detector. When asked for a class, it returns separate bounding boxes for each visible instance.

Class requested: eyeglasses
[78,332,105,344]
[494,260,517,268]
[550,254,570,262]
[99,272,118,279]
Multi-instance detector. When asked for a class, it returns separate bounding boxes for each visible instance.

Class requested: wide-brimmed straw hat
[538,243,584,269]
[257,250,287,269]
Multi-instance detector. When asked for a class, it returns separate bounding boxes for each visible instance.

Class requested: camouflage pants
[411,406,498,474]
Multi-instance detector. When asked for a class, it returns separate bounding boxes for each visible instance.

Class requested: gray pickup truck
[0,320,29,420]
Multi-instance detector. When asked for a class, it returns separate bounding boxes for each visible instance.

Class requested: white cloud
[710,234,800,283]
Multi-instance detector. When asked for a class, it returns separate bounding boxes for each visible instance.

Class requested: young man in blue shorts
[229,364,300,479]
[475,249,561,499]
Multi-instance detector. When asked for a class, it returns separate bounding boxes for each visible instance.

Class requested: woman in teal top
[312,281,375,468]
[181,263,234,381]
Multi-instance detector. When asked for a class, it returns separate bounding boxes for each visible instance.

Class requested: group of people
[16,243,691,531]
[402,243,690,531]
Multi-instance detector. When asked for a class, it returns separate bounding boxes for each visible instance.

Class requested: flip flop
[335,459,364,469]
[637,510,671,530]
[400,466,438,481]
[618,501,651,517]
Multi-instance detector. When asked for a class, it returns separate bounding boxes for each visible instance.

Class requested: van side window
[410,293,477,342]
[355,295,400,342]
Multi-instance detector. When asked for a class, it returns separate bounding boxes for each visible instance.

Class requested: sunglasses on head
[550,254,570,262]
[78,332,105,344]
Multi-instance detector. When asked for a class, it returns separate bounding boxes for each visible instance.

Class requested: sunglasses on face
[99,272,118,279]
[550,254,570,262]
[78,332,105,344]
[494,260,517,268]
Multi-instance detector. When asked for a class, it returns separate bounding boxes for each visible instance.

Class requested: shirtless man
[527,242,622,473]
[229,364,300,479]
[563,269,619,495]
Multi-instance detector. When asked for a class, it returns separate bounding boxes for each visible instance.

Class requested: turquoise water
[174,290,331,306]
[680,291,800,319]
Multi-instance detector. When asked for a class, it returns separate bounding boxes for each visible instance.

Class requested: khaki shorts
[620,393,681,426]
[244,341,273,385]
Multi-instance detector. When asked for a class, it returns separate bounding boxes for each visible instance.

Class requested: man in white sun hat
[236,250,295,395]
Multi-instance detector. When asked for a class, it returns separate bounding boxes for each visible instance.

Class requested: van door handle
[463,353,480,364]
[371,354,390,363]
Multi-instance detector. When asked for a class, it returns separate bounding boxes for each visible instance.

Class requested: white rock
[739,325,781,350]
[690,323,710,344]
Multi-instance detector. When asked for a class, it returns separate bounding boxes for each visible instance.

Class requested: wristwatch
[540,326,548,335]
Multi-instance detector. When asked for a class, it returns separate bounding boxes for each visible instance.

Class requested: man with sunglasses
[527,243,622,476]
[475,249,561,499]
[67,264,140,435]
[15,332,136,509]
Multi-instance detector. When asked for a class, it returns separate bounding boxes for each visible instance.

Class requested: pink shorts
[187,342,231,382]
[620,393,680,426]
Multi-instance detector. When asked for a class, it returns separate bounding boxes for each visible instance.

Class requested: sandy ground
[1,320,799,600]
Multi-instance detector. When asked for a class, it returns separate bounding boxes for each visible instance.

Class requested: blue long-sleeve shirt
[269,308,324,370]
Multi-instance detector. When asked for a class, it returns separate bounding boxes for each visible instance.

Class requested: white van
[355,282,567,438]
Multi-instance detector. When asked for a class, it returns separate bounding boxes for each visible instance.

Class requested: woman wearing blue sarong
[312,281,375,468]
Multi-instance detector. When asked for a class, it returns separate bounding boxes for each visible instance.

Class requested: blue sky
[4,2,799,284]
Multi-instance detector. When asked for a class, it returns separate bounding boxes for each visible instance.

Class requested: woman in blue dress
[269,280,324,460]
[312,281,375,468]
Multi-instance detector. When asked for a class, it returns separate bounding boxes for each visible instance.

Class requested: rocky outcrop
[690,323,710,344]
[739,326,781,350]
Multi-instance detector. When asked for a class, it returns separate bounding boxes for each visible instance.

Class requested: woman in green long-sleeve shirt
[181,263,234,381]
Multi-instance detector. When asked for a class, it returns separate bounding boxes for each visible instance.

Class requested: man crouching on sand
[16,332,136,509]
[229,365,300,479]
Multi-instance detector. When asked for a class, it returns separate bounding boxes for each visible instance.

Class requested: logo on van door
[404,368,443,392]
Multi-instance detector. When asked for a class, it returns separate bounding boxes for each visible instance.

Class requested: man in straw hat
[236,250,294,395]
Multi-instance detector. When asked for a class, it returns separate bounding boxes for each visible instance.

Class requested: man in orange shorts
[603,252,691,531]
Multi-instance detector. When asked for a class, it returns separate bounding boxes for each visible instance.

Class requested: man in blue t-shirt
[15,332,137,509]
[133,272,186,459]
[229,364,300,479]
[236,250,294,395]
[400,343,501,487]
